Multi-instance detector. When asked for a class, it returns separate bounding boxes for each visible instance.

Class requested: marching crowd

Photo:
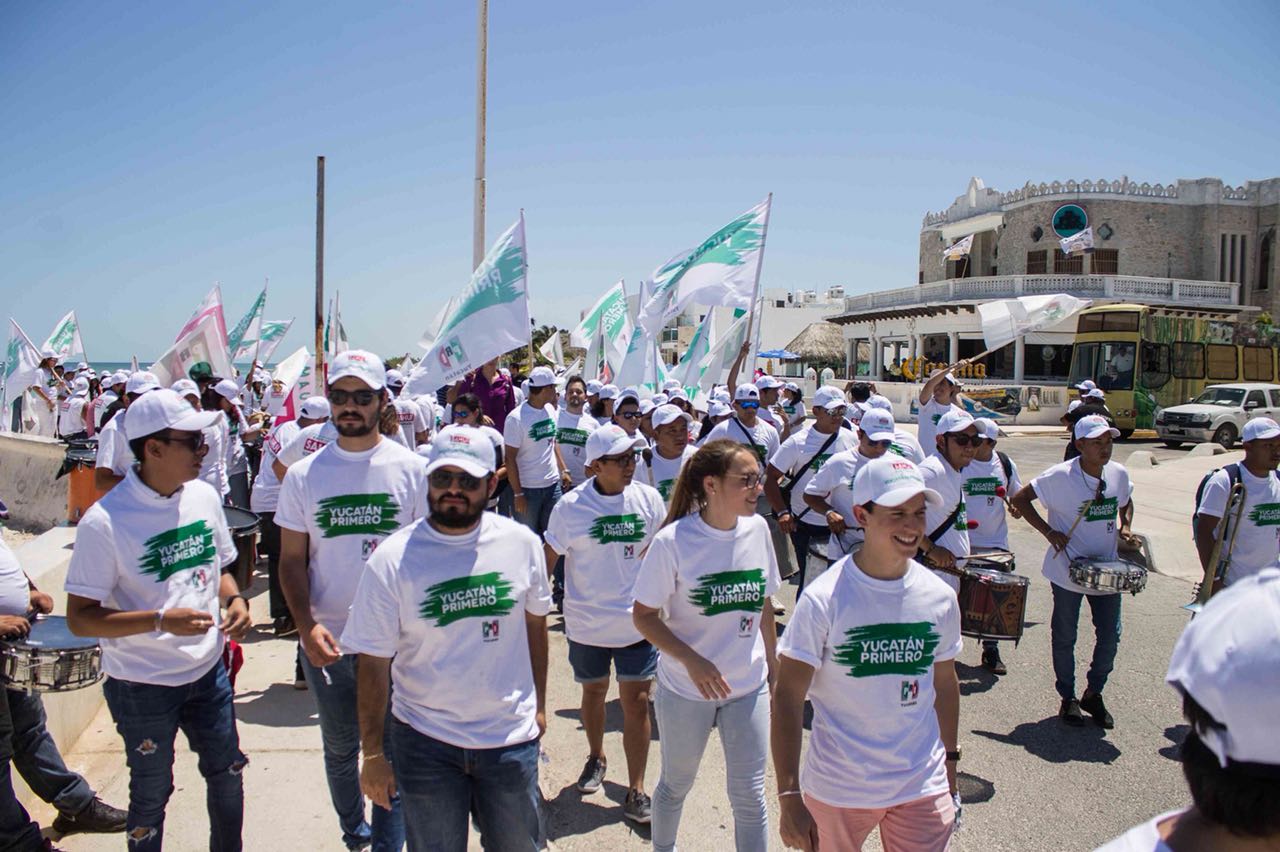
[1,346,1278,852]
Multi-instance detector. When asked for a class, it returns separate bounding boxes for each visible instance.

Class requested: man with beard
[277,350,429,852]
[344,426,550,851]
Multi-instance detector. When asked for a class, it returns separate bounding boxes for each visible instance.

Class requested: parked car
[1154,382,1280,449]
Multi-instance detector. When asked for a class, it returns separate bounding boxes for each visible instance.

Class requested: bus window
[1243,346,1274,382]
[1069,342,1098,386]
[1140,342,1171,390]
[1173,342,1205,379]
[1098,342,1136,391]
[1076,311,1140,334]
[1206,344,1239,381]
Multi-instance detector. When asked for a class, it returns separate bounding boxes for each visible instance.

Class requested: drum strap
[779,430,840,522]
[928,501,964,546]
[1060,475,1107,554]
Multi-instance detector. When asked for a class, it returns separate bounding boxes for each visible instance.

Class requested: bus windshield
[1192,387,1246,406]
[1069,341,1137,391]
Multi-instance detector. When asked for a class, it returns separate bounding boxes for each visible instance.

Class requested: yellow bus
[1068,303,1278,435]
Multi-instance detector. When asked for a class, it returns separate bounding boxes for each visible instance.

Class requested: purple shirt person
[450,359,517,433]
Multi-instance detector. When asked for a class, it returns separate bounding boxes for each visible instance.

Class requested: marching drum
[957,565,1029,641]
[223,506,261,591]
[969,548,1016,573]
[0,615,103,693]
[1068,558,1148,595]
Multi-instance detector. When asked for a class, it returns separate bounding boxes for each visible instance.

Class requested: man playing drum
[918,409,979,591]
[1009,415,1134,730]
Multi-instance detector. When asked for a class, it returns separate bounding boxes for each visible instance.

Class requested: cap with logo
[858,409,896,442]
[851,456,943,508]
[652,403,692,428]
[123,389,220,440]
[755,375,783,391]
[585,423,648,466]
[328,350,386,390]
[527,366,557,388]
[125,371,161,396]
[425,425,497,477]
[1166,567,1280,772]
[1242,417,1280,443]
[1073,414,1119,441]
[812,386,847,412]
[734,385,760,402]
[935,409,977,436]
[586,380,603,396]
[299,396,332,420]
[170,379,200,398]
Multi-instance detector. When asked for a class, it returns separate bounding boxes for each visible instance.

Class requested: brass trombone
[1186,479,1246,613]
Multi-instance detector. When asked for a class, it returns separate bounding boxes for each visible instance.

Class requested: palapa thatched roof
[783,322,845,363]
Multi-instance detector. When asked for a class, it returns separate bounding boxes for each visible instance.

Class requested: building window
[919,270,924,284]
[1091,249,1119,275]
[1026,250,1047,274]
[948,258,972,279]
[1243,347,1274,382]
[1260,231,1273,291]
[1220,234,1229,282]
[1054,249,1083,274]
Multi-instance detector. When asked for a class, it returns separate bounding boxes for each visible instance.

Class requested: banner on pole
[175,285,227,344]
[42,311,85,361]
[942,234,974,260]
[3,320,45,430]
[151,312,234,386]
[255,319,293,364]
[227,287,267,360]
[976,294,1091,353]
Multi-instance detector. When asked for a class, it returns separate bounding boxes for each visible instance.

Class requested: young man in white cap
[774,455,962,852]
[277,350,429,851]
[99,371,130,427]
[65,389,252,851]
[643,404,697,505]
[544,424,665,824]
[919,409,979,591]
[916,365,967,452]
[1010,414,1134,729]
[172,379,230,502]
[557,375,600,489]
[963,417,1023,675]
[1193,417,1280,590]
[209,379,259,509]
[1074,379,1097,402]
[802,408,896,564]
[863,395,927,464]
[765,387,857,593]
[1098,568,1280,851]
[384,369,431,452]
[94,371,162,493]
[503,365,573,538]
[753,375,786,433]
[58,376,92,441]
[342,425,551,851]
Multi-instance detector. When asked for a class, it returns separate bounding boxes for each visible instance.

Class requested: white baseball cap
[734,384,760,402]
[424,425,497,477]
[709,401,732,418]
[858,409,896,442]
[712,388,731,404]
[618,386,641,404]
[1166,567,1280,770]
[299,396,332,420]
[936,409,977,436]
[1074,414,1120,440]
[866,394,893,412]
[1242,417,1280,443]
[110,371,129,387]
[528,366,557,388]
[598,384,620,401]
[812,386,847,412]
[662,379,683,392]
[329,350,386,390]
[652,403,692,429]
[586,380,603,396]
[170,379,199,398]
[71,377,90,395]
[784,382,800,393]
[930,368,961,386]
[755,375,782,390]
[123,388,220,440]
[213,379,241,403]
[585,423,647,465]
[667,388,689,404]
[1067,399,1083,413]
[651,393,669,407]
[1076,379,1098,392]
[385,369,405,388]
[974,418,1000,441]
[39,346,57,359]
[638,399,656,416]
[851,455,943,508]
[125,371,161,395]
[1084,388,1106,402]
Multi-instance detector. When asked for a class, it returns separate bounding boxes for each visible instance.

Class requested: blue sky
[2,1,1278,360]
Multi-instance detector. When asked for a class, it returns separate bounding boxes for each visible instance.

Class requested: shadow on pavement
[234,682,320,728]
[957,771,996,804]
[956,661,997,696]
[555,699,659,741]
[972,717,1122,764]
[1159,725,1188,762]
[545,779,651,843]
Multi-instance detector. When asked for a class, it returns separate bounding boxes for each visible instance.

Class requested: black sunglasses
[429,470,485,491]
[328,389,379,406]
[945,433,982,447]
[155,432,205,453]
[618,411,642,421]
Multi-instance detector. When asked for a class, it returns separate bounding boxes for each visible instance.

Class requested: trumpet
[1185,479,1246,613]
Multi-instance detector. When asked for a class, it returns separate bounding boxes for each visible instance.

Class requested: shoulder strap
[783,430,842,522]
[928,501,964,545]
[997,450,1013,485]
[732,417,764,457]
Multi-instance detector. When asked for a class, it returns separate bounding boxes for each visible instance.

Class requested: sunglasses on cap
[154,431,206,454]
[429,470,485,491]
[738,400,760,410]
[945,433,982,447]
[328,388,379,406]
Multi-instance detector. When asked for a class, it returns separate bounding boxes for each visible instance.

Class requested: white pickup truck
[1155,382,1280,449]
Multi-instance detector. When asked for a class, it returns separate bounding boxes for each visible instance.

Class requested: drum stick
[1054,478,1106,555]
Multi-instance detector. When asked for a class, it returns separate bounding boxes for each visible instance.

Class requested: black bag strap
[781,430,841,521]
[928,501,964,545]
[733,417,765,461]
[996,450,1013,486]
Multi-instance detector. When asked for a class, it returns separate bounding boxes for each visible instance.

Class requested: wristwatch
[946,748,962,762]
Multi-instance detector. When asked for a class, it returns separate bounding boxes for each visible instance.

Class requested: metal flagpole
[473,0,488,271]
[315,156,326,378]
[249,278,267,386]
[743,192,773,376]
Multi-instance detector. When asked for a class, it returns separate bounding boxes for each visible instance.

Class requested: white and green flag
[3,319,44,429]
[613,280,668,394]
[699,307,751,390]
[42,310,85,361]
[674,308,715,392]
[638,196,771,336]
[324,293,349,360]
[150,311,234,387]
[570,280,632,380]
[255,319,293,364]
[227,286,267,360]
[408,215,530,392]
[538,328,565,368]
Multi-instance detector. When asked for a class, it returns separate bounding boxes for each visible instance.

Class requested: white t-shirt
[778,558,962,809]
[804,448,878,557]
[64,472,237,686]
[223,408,251,476]
[784,401,808,427]
[250,420,301,513]
[341,513,552,749]
[546,480,666,647]
[94,414,128,474]
[94,392,117,428]
[769,426,857,519]
[1094,809,1183,852]
[393,398,430,451]
[888,430,926,465]
[1197,464,1280,585]
[412,395,439,432]
[277,421,339,468]
[633,513,781,701]
[198,418,229,497]
[58,394,88,435]
[644,445,697,505]
[963,453,1022,550]
[275,437,430,640]
[556,410,600,487]
[503,402,560,488]
[1030,459,1132,596]
[0,539,31,617]
[919,455,970,592]
[916,398,958,457]
[705,416,780,471]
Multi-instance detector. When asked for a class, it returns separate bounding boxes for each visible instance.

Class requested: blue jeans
[6,687,94,816]
[389,718,541,852]
[0,686,43,852]
[1050,583,1123,700]
[518,482,562,538]
[787,521,830,594]
[102,661,245,852]
[652,681,769,852]
[300,653,404,851]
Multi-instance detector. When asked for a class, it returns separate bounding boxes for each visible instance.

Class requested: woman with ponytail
[632,439,780,852]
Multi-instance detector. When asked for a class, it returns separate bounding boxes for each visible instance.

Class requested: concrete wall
[0,434,68,531]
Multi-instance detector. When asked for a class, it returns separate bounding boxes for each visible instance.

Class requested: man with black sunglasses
[277,349,430,852]
[919,409,978,592]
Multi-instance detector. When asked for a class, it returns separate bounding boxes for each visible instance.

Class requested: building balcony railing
[839,275,1241,314]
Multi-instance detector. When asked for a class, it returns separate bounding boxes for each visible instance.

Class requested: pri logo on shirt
[687,569,766,616]
[588,514,647,544]
[834,622,941,678]
[738,615,755,636]
[313,493,401,538]
[419,572,517,627]
[482,620,501,642]
[138,521,217,582]
[900,679,920,707]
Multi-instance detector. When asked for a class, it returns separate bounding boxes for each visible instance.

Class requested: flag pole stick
[473,0,488,271]
[314,156,326,379]
[743,193,773,376]
[250,278,267,381]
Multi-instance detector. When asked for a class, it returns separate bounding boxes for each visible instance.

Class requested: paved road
[40,435,1196,852]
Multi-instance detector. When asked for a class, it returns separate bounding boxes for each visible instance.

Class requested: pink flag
[174,284,228,344]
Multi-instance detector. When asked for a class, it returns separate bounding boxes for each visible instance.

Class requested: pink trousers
[804,790,955,852]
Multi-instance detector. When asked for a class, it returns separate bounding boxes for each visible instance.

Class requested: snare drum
[969,549,1016,574]
[1068,558,1148,595]
[0,615,103,693]
[957,566,1029,641]
[223,506,261,591]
